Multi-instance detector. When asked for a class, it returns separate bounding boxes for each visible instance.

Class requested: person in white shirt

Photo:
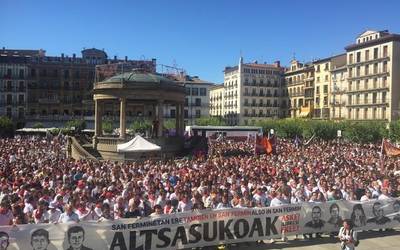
[58,204,79,223]
[45,202,61,224]
[378,188,391,200]
[360,190,373,202]
[177,195,193,212]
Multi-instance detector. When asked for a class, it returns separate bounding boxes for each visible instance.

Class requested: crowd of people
[0,134,399,236]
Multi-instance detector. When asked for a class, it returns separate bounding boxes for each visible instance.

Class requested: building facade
[163,75,214,125]
[0,56,29,122]
[0,47,156,126]
[330,55,347,120]
[223,57,287,125]
[345,30,400,121]
[209,84,224,117]
[285,60,307,118]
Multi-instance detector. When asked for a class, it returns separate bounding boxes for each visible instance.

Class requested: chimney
[72,53,76,59]
[114,55,117,60]
[125,56,128,62]
[274,60,280,67]
[61,53,64,58]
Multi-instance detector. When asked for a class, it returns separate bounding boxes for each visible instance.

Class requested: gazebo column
[157,100,164,137]
[119,97,126,139]
[179,103,185,136]
[93,99,102,148]
[175,103,180,136]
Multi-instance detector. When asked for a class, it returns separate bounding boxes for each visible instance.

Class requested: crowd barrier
[0,198,399,250]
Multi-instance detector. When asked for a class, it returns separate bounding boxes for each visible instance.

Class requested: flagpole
[380,138,385,171]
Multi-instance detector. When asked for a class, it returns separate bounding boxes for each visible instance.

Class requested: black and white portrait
[327,203,343,228]
[351,204,367,227]
[366,201,391,225]
[65,226,93,250]
[305,205,325,229]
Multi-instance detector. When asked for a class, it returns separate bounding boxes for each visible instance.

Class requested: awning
[298,111,310,117]
[117,135,161,152]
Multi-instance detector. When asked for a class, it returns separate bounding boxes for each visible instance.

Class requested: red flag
[263,137,273,154]
[383,140,400,156]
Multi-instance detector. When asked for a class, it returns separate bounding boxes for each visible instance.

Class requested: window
[184,110,188,118]
[363,79,368,90]
[316,86,320,94]
[383,45,388,57]
[323,85,328,94]
[349,54,353,64]
[31,69,36,77]
[373,63,378,74]
[374,48,378,59]
[356,94,360,104]
[53,69,58,77]
[373,108,377,119]
[64,70,69,79]
[316,77,320,83]
[356,80,360,90]
[364,93,368,104]
[364,108,368,119]
[185,87,191,95]
[348,108,352,119]
[356,66,360,76]
[382,77,387,87]
[195,98,201,106]
[184,98,188,106]
[191,88,199,96]
[170,109,176,118]
[356,52,361,62]
[373,93,377,104]
[382,92,387,103]
[19,69,24,78]
[382,107,386,119]
[323,96,328,106]
[356,108,359,119]
[383,61,387,72]
[365,65,369,75]
[200,88,206,96]
[373,78,378,88]
[349,68,353,77]
[365,50,369,61]
[325,63,329,71]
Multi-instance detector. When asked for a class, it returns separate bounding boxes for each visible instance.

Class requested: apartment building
[209,84,224,117]
[345,30,400,121]
[0,47,156,125]
[162,75,214,125]
[330,55,347,120]
[223,57,287,125]
[285,60,304,118]
[0,56,29,122]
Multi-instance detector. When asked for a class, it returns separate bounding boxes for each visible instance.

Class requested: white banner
[0,199,399,250]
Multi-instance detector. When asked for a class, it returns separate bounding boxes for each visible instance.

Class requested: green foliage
[257,118,389,143]
[65,119,86,132]
[33,122,44,129]
[164,119,176,130]
[130,119,151,134]
[389,120,400,142]
[195,116,226,126]
[102,119,114,134]
[0,116,14,137]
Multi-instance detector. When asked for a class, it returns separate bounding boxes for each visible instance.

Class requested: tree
[195,116,226,126]
[102,119,114,134]
[33,122,44,129]
[129,119,151,134]
[65,119,86,132]
[0,116,14,137]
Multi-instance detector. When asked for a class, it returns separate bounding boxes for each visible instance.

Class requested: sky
[1,0,400,83]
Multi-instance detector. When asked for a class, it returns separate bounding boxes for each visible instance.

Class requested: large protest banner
[0,198,399,250]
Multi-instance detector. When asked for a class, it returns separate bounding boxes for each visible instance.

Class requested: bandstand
[91,70,186,161]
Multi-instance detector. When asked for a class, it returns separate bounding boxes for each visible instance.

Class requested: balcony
[38,98,61,104]
[347,56,390,67]
[346,84,389,93]
[347,71,389,81]
[346,101,388,107]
